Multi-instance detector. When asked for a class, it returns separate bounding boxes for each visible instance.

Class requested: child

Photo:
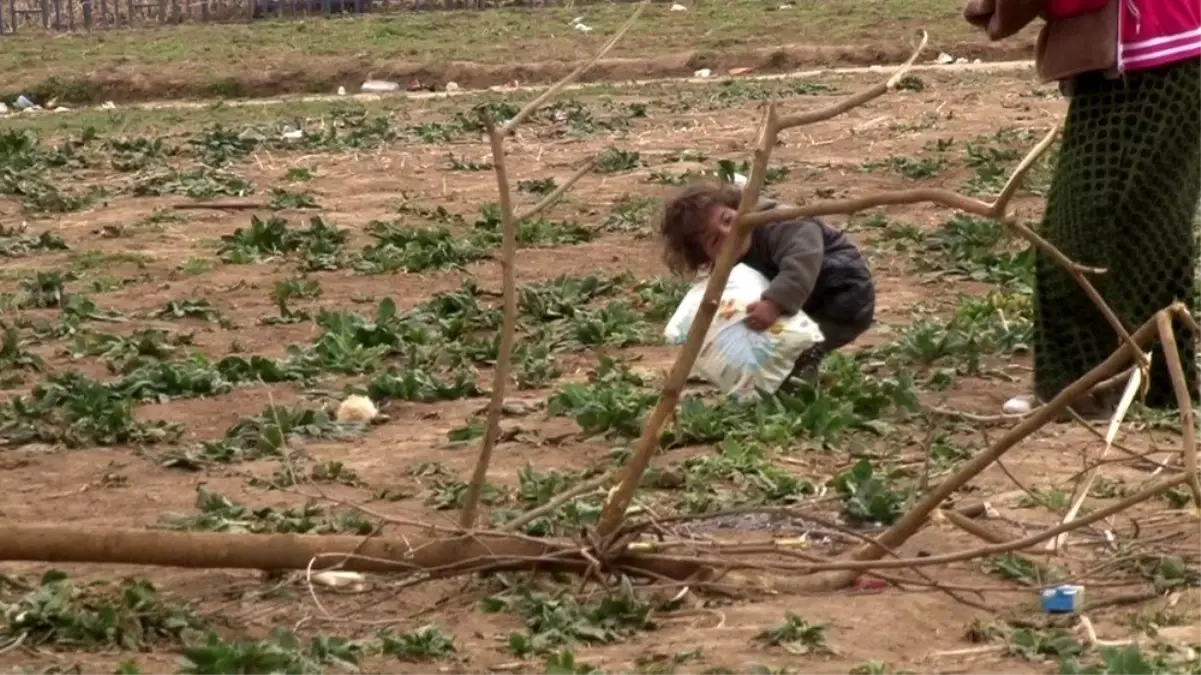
[659,180,876,385]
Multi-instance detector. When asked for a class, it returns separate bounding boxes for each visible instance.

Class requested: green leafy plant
[755,613,830,655]
[2,569,203,650]
[161,487,373,535]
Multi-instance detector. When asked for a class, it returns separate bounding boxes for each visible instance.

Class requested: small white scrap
[694,68,712,78]
[360,79,399,93]
[0,102,9,115]
[955,56,969,64]
[281,129,304,141]
[311,571,366,590]
[100,100,117,109]
[337,85,347,96]
[1002,393,1038,414]
[573,21,592,32]
[14,95,35,110]
[336,394,378,423]
[936,52,955,65]
[445,81,460,92]
[670,2,687,10]
[732,172,748,188]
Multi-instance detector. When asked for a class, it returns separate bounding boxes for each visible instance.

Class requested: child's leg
[785,318,871,384]
[788,342,832,383]
[782,279,875,389]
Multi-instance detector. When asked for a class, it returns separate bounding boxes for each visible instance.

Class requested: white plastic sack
[664,264,824,400]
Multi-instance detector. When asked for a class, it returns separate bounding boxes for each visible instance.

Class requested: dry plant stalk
[458,0,649,529]
[1155,311,1201,506]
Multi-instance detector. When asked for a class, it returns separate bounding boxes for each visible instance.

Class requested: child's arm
[760,220,824,314]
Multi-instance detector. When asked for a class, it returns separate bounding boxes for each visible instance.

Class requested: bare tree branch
[596,32,931,536]
[458,0,650,529]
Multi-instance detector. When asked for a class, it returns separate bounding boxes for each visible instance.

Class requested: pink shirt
[1118,0,1201,72]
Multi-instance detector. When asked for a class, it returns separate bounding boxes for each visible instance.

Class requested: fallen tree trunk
[0,525,704,580]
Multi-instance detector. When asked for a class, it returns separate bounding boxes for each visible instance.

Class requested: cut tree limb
[0,525,705,580]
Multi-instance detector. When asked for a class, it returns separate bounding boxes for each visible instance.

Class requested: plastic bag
[664,264,825,400]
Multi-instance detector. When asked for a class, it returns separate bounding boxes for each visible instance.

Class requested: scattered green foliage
[756,613,830,655]
[1,570,203,650]
[161,487,374,535]
[480,576,656,656]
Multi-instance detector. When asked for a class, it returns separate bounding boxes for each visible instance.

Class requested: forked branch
[458,0,650,529]
[595,32,931,536]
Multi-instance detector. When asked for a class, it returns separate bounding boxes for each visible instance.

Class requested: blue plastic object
[1041,585,1084,614]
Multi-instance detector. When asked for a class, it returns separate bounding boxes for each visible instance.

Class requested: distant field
[2,0,1036,103]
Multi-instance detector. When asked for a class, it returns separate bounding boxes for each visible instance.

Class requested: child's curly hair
[659,180,741,277]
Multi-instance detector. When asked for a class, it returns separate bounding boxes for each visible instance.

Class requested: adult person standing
[963,0,1200,415]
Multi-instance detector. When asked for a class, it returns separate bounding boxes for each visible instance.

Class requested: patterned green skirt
[1033,58,1201,408]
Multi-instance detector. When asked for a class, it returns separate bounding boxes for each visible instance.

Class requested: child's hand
[744,299,782,331]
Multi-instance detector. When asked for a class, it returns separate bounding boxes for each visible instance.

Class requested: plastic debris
[665,264,824,400]
[337,85,347,96]
[693,68,712,78]
[936,52,955,65]
[360,79,399,93]
[336,394,378,423]
[445,81,460,92]
[670,2,687,10]
[1041,585,1085,614]
[311,571,366,590]
[14,95,35,110]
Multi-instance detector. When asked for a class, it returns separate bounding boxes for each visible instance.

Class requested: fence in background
[0,0,636,34]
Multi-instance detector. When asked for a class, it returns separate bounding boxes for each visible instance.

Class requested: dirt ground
[2,0,1039,104]
[0,53,1197,675]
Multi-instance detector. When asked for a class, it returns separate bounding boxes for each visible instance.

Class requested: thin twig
[1155,311,1201,507]
[516,158,597,222]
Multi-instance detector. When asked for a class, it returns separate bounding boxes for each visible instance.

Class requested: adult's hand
[963,0,1044,40]
[964,0,997,27]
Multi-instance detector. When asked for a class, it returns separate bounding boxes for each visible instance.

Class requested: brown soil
[53,39,1035,104]
[0,68,1195,674]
